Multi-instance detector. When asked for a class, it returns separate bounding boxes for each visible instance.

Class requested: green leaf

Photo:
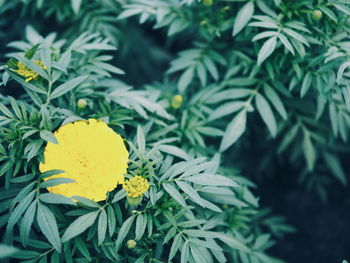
[264,84,287,120]
[233,1,255,36]
[98,209,108,245]
[300,72,312,97]
[0,245,19,258]
[323,152,346,185]
[39,193,76,206]
[181,241,189,263]
[5,68,47,94]
[278,33,295,55]
[40,130,58,144]
[7,190,36,230]
[71,0,82,14]
[176,181,205,207]
[178,67,194,93]
[163,183,187,207]
[136,125,145,155]
[40,178,75,188]
[0,103,13,118]
[158,144,190,161]
[220,109,247,152]
[257,37,277,65]
[36,203,62,252]
[72,196,100,208]
[255,93,277,137]
[169,234,182,261]
[135,213,147,241]
[319,6,337,22]
[61,210,99,242]
[25,139,43,161]
[184,174,238,187]
[115,216,135,250]
[50,76,87,99]
[214,232,250,253]
[20,201,37,246]
[107,205,116,237]
[112,189,127,203]
[303,132,316,171]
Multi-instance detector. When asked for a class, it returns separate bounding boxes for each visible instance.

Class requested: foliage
[1,0,348,262]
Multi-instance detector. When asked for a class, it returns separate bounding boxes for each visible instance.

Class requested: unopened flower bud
[127,239,137,249]
[202,0,213,6]
[312,10,322,21]
[77,99,88,109]
[171,95,183,109]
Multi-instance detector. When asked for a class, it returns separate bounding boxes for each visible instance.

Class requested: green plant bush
[0,0,349,262]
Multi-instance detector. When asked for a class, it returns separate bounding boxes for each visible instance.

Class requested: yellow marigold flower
[123,176,150,198]
[14,60,47,82]
[39,119,129,201]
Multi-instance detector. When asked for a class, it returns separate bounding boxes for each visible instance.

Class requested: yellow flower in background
[123,176,150,198]
[171,94,183,109]
[39,119,129,201]
[15,60,46,82]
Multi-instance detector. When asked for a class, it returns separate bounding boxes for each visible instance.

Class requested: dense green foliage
[0,0,349,262]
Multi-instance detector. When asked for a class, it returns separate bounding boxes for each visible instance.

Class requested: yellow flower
[123,176,150,198]
[14,60,47,82]
[171,94,183,109]
[39,119,129,201]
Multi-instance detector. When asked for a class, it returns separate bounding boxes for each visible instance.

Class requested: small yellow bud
[77,99,88,109]
[312,10,322,21]
[171,95,183,109]
[127,239,137,249]
[202,0,213,6]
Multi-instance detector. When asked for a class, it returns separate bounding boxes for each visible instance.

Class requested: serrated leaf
[158,144,190,161]
[300,72,312,97]
[135,213,147,241]
[303,132,316,171]
[115,216,135,250]
[40,178,75,188]
[0,245,19,258]
[323,152,346,185]
[220,109,247,152]
[7,190,35,230]
[184,174,238,187]
[37,203,61,252]
[40,130,58,144]
[176,181,205,207]
[98,209,108,245]
[257,37,277,65]
[107,205,116,237]
[39,193,75,206]
[178,67,194,93]
[264,84,287,120]
[61,210,99,242]
[163,183,187,207]
[20,201,37,246]
[255,93,277,137]
[50,76,87,99]
[72,196,100,208]
[233,1,255,36]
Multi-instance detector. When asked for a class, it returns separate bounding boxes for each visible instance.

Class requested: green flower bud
[312,10,322,21]
[127,239,137,249]
[127,195,143,206]
[171,94,183,109]
[77,99,88,109]
[202,0,213,6]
